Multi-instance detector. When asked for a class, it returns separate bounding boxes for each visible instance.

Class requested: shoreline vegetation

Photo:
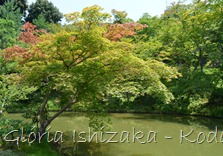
[5,110,223,119]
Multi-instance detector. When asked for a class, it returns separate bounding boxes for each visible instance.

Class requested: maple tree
[104,22,148,41]
[1,22,44,64]
[18,22,44,45]
[1,45,31,63]
[11,5,179,134]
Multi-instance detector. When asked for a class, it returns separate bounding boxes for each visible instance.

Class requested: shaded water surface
[7,113,223,156]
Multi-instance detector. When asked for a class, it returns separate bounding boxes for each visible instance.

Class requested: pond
[6,113,223,156]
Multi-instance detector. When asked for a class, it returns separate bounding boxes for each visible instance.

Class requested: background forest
[0,0,223,155]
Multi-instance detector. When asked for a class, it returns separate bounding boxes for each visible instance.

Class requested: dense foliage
[0,0,28,15]
[0,0,23,39]
[25,0,63,23]
[0,1,223,152]
[129,0,223,116]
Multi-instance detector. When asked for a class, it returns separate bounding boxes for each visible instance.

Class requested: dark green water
[6,113,223,156]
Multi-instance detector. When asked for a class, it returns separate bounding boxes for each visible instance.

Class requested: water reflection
[49,113,223,156]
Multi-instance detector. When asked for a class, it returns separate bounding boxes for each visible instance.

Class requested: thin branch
[56,47,69,69]
[73,49,88,63]
[46,98,77,125]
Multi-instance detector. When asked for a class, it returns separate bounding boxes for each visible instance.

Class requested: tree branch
[40,90,51,125]
[56,48,69,69]
[45,98,77,125]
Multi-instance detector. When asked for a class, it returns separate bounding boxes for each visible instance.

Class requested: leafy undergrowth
[21,141,60,156]
[0,142,60,156]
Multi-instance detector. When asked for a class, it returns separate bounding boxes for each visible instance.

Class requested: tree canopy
[25,0,63,23]
[111,9,134,24]
[0,0,23,37]
[0,0,28,15]
[2,5,178,134]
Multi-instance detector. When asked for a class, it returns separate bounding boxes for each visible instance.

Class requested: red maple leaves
[2,22,147,63]
[2,22,43,62]
[2,45,33,62]
[18,22,44,45]
[104,22,147,41]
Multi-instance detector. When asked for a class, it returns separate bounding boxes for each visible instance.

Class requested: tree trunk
[39,121,50,135]
[39,90,51,130]
[38,98,77,135]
